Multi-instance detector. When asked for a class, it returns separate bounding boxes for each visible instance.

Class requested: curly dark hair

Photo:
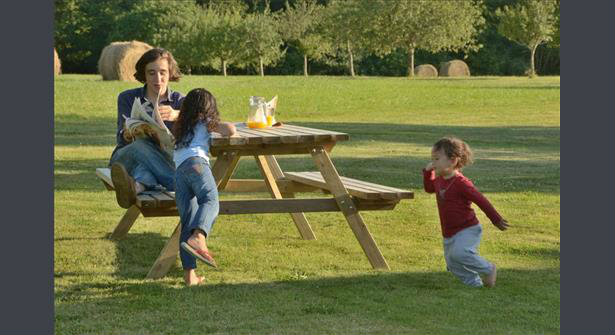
[172,88,221,148]
[134,48,181,83]
[433,136,474,169]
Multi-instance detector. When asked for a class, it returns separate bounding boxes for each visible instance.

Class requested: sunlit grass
[55,75,559,335]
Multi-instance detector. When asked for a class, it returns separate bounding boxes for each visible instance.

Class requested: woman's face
[145,57,169,98]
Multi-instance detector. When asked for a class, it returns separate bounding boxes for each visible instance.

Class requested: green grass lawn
[54,75,560,334]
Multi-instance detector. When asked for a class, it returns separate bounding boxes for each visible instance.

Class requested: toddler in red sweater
[423,137,509,287]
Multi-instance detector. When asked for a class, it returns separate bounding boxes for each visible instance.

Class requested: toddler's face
[431,149,457,177]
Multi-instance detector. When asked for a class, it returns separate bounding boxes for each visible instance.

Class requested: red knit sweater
[423,169,502,238]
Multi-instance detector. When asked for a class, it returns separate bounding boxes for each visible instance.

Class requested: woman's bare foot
[484,264,497,287]
[184,269,204,286]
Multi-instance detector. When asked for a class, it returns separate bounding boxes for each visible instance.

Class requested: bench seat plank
[96,168,412,209]
[284,171,414,200]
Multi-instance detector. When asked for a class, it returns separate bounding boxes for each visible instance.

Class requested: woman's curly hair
[172,88,220,148]
[433,136,474,169]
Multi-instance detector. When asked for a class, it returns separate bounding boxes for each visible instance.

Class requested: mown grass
[54,75,560,334]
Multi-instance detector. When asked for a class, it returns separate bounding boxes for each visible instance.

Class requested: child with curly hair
[423,137,510,287]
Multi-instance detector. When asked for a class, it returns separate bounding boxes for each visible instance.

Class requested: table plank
[210,123,348,148]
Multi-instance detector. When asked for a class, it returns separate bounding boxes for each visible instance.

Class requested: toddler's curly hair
[433,136,474,169]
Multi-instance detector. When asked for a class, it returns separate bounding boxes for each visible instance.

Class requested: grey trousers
[443,224,494,287]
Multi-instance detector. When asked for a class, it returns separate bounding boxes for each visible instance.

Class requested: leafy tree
[204,5,247,76]
[108,0,203,72]
[496,0,558,77]
[162,3,213,74]
[368,0,484,77]
[278,0,331,76]
[550,0,560,48]
[322,0,369,77]
[241,8,285,76]
[54,0,139,73]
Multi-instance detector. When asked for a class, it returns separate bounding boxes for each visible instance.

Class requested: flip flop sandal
[181,242,218,268]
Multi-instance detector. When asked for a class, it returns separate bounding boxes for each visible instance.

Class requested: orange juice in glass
[248,96,267,128]
[247,120,267,128]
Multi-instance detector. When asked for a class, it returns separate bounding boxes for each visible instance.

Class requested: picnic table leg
[146,221,181,279]
[310,146,390,270]
[211,150,241,189]
[110,205,141,240]
[254,155,316,240]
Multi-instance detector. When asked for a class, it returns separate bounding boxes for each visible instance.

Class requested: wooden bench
[96,168,412,217]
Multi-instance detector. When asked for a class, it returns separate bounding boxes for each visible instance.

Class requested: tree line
[54,0,560,77]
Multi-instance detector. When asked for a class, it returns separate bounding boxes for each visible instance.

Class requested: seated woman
[109,48,183,208]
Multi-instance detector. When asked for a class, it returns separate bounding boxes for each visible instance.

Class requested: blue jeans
[109,138,176,191]
[175,156,219,270]
[443,224,494,287]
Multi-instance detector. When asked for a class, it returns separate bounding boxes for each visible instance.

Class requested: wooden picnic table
[97,123,413,278]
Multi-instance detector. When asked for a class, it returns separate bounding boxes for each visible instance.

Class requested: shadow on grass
[55,267,560,334]
[55,114,116,147]
[112,232,175,280]
[293,122,559,153]
[54,157,113,193]
[472,86,560,90]
[507,246,561,260]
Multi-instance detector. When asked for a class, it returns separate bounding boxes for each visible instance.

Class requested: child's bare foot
[484,264,497,287]
[184,269,204,286]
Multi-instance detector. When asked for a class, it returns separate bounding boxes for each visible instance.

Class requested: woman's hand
[158,105,179,121]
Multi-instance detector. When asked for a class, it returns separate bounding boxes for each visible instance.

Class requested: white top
[173,121,211,167]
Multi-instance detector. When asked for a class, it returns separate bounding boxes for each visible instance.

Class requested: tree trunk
[530,44,538,77]
[303,55,308,77]
[221,58,227,77]
[259,56,264,77]
[407,47,415,78]
[347,40,355,77]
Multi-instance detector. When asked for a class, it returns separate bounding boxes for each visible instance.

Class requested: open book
[122,96,174,157]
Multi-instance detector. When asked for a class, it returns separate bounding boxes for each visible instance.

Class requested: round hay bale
[439,60,471,77]
[54,48,61,75]
[414,64,438,77]
[98,40,153,81]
